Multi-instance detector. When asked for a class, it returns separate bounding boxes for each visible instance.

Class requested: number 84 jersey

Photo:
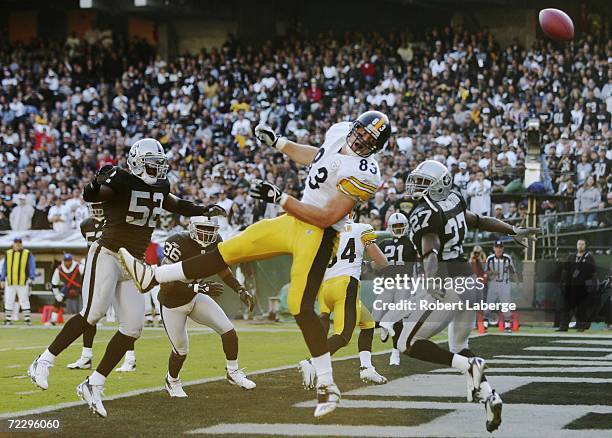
[99,167,170,257]
[301,122,381,231]
[408,189,468,262]
[324,222,377,281]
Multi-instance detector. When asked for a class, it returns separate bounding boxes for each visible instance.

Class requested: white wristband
[279,193,289,207]
[275,137,288,151]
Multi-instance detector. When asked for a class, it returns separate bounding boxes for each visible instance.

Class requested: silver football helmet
[87,202,104,221]
[127,138,169,185]
[188,216,219,247]
[405,160,452,202]
[388,212,408,238]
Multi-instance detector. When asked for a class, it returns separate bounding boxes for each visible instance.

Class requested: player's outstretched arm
[254,124,318,165]
[83,165,116,202]
[218,267,255,312]
[366,243,388,271]
[163,194,227,218]
[465,210,538,240]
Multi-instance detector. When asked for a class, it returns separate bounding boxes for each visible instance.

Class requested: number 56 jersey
[301,122,382,231]
[99,167,170,257]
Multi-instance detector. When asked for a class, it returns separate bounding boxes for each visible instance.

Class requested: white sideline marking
[6,364,23,368]
[345,374,611,398]
[495,355,612,361]
[487,332,612,338]
[525,346,612,352]
[486,359,612,366]
[15,391,37,395]
[430,366,612,373]
[190,402,612,438]
[554,340,612,346]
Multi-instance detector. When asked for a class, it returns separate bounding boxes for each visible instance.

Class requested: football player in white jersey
[119,111,390,418]
[299,220,389,388]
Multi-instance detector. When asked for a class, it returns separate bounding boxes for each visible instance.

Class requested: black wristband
[224,275,242,293]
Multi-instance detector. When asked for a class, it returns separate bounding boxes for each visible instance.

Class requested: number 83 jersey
[301,122,381,231]
[408,189,468,263]
[99,167,170,257]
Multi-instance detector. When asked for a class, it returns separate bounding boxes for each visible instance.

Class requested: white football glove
[510,226,539,247]
[53,289,64,303]
[254,124,287,151]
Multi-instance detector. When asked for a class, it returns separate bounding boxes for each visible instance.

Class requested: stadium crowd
[0,25,610,238]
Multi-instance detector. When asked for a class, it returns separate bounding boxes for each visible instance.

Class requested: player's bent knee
[119,327,143,339]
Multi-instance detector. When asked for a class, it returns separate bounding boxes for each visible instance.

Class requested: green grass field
[1,320,611,437]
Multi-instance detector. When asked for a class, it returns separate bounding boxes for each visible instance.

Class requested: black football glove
[201,204,227,218]
[249,179,283,204]
[95,165,117,185]
[238,287,255,312]
[195,281,224,297]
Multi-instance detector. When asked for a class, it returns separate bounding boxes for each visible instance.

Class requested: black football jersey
[408,189,471,276]
[379,235,418,276]
[158,231,222,308]
[98,167,170,257]
[80,218,104,247]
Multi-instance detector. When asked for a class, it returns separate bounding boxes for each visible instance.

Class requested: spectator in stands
[467,171,492,216]
[575,176,602,226]
[48,198,71,233]
[9,194,34,231]
[31,195,51,230]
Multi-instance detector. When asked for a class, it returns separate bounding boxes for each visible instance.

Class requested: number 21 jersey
[99,167,170,257]
[301,122,382,231]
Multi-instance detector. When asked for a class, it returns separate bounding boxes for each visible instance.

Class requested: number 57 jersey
[99,167,170,257]
[301,122,382,231]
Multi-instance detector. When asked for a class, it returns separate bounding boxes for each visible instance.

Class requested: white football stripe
[525,346,612,352]
[486,359,612,366]
[430,366,612,373]
[494,354,612,361]
[553,340,612,346]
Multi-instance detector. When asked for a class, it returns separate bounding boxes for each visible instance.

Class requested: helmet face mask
[388,212,408,238]
[346,111,390,158]
[128,138,169,185]
[405,160,452,202]
[87,202,104,221]
[188,216,219,247]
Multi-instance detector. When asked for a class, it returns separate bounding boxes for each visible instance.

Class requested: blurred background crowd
[0,26,610,240]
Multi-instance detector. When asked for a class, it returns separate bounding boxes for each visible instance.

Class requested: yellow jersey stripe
[347,175,377,192]
[337,178,375,202]
[360,230,377,246]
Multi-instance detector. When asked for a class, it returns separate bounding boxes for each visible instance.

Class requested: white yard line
[494,354,612,361]
[553,339,612,346]
[430,366,612,373]
[524,346,612,352]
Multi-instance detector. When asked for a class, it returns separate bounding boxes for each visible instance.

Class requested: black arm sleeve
[83,181,100,202]
[222,274,243,293]
[174,199,209,216]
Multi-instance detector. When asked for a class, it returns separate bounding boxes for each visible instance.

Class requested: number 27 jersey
[408,189,468,262]
[300,122,381,231]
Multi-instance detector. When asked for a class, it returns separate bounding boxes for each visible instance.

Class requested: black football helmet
[346,110,391,157]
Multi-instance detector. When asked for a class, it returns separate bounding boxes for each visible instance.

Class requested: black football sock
[96,331,137,377]
[320,313,331,335]
[407,339,454,367]
[295,311,329,358]
[391,320,403,349]
[181,249,228,280]
[168,351,187,379]
[82,324,97,349]
[48,314,90,356]
[358,328,374,352]
[327,334,351,355]
[23,307,31,323]
[221,329,238,361]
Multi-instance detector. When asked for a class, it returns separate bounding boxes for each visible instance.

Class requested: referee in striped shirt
[484,240,517,332]
[1,237,36,325]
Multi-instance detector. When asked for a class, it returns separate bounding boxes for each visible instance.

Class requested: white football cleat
[28,356,52,390]
[297,359,317,390]
[314,382,341,418]
[226,368,256,390]
[67,356,92,370]
[165,374,188,398]
[118,247,158,293]
[76,378,107,418]
[485,390,503,432]
[389,348,401,366]
[360,367,388,385]
[116,359,136,372]
[466,357,487,402]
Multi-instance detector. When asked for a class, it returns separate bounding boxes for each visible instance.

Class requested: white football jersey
[324,222,377,281]
[301,122,381,231]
